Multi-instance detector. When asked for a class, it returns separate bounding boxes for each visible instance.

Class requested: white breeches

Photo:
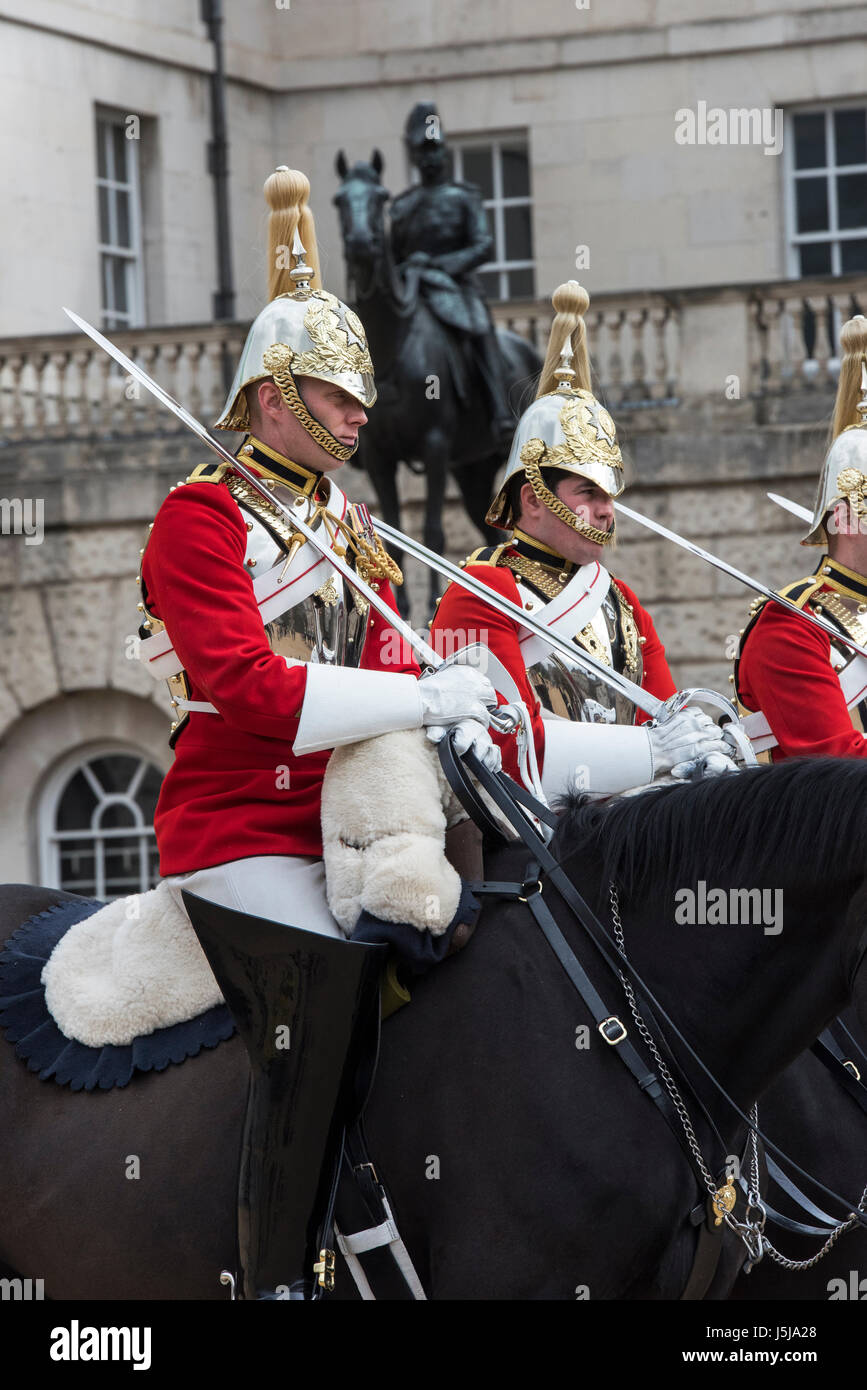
[163,854,344,940]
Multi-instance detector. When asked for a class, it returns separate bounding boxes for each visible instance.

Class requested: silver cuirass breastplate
[231,477,370,671]
[521,581,643,725]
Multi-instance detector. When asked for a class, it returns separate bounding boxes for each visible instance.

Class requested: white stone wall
[2,1,867,336]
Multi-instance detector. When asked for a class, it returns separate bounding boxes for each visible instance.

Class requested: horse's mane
[554,759,867,903]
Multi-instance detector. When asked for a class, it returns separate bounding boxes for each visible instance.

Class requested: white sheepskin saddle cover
[322,728,466,936]
[41,882,223,1048]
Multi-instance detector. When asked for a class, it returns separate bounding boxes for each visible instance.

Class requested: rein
[438,736,867,1275]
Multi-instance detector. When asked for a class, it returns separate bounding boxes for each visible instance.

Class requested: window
[450,137,535,301]
[787,107,867,277]
[39,749,163,899]
[96,110,145,329]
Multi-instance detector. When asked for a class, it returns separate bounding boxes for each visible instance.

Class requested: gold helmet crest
[215,167,376,461]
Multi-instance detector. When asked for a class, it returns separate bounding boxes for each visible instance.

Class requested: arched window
[39,746,163,899]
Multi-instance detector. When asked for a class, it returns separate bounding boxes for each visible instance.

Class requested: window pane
[112,123,128,183]
[508,267,535,299]
[112,258,129,314]
[479,269,501,300]
[461,146,494,201]
[90,754,139,792]
[104,835,143,894]
[97,185,111,243]
[841,238,867,273]
[101,252,114,310]
[834,109,867,167]
[138,766,163,822]
[57,771,98,830]
[837,173,867,231]
[504,204,532,261]
[501,145,529,198]
[794,113,826,169]
[97,123,109,180]
[116,190,131,248]
[99,802,137,829]
[795,177,829,234]
[59,838,96,892]
[799,241,832,276]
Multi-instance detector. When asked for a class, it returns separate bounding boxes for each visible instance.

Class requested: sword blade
[616,498,867,662]
[372,516,664,718]
[62,308,445,669]
[767,492,812,524]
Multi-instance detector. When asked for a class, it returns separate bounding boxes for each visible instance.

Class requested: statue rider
[390,100,515,441]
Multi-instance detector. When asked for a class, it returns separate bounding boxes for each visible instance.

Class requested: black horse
[0,760,866,1299]
[333,152,541,615]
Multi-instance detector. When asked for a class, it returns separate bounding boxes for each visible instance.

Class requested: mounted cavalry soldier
[735,314,867,760]
[431,280,735,798]
[135,168,500,1300]
[390,100,514,439]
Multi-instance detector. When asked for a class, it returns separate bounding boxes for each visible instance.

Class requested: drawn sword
[63,307,750,750]
[615,498,867,662]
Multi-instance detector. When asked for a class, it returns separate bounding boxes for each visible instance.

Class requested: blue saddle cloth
[0,899,234,1091]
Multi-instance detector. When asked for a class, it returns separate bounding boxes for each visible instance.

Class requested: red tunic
[429,561,676,783]
[737,587,867,760]
[142,478,419,875]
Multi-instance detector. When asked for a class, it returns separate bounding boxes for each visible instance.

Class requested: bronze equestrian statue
[334,105,541,615]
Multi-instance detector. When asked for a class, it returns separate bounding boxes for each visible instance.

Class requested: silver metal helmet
[486,378,624,536]
[803,361,867,546]
[215,169,376,464]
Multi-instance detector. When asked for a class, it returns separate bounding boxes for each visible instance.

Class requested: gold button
[142,620,152,631]
[525,602,533,610]
[728,674,735,683]
[638,635,646,645]
[136,602,145,612]
[246,557,257,568]
[242,444,254,456]
[246,521,253,531]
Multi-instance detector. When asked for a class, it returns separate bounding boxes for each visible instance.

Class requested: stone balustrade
[1,273,865,442]
[0,323,246,443]
[492,272,867,410]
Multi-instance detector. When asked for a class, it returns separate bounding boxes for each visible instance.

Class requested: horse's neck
[615,875,866,1126]
[348,243,411,360]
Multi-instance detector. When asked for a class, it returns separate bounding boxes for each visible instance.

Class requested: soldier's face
[518,476,615,564]
[253,377,368,471]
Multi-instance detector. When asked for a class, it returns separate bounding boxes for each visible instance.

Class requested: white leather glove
[417,665,497,728]
[425,719,502,773]
[647,709,731,779]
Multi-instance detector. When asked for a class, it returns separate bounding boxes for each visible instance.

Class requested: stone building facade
[1,0,866,890]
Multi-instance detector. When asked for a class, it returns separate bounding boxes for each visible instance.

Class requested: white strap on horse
[335,1193,427,1301]
[741,652,867,753]
[517,562,611,668]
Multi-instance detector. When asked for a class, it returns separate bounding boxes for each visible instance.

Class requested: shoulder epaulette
[776,576,826,609]
[461,543,510,568]
[185,460,231,486]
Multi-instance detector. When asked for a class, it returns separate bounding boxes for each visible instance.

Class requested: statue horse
[332,152,542,616]
[0,759,866,1300]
